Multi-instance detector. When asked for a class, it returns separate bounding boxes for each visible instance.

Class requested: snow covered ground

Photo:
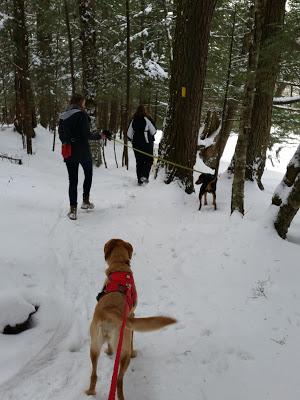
[0,126,299,400]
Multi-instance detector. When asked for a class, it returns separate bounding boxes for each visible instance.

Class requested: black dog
[195,173,217,211]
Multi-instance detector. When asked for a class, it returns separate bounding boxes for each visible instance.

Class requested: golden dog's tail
[103,309,176,332]
[127,316,177,332]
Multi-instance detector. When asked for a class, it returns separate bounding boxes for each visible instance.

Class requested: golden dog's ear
[124,242,133,260]
[104,239,118,260]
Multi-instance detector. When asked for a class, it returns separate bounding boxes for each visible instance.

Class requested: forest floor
[0,126,299,400]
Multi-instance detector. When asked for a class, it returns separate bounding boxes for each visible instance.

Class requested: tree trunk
[199,4,238,172]
[1,69,10,124]
[245,0,286,188]
[212,5,237,174]
[160,0,173,66]
[64,0,76,95]
[36,0,53,128]
[274,165,300,239]
[154,91,158,126]
[13,0,35,154]
[79,0,97,110]
[79,0,101,166]
[272,145,300,206]
[159,0,217,193]
[199,101,237,170]
[122,0,130,169]
[231,0,265,215]
[50,30,61,135]
[139,0,146,104]
[109,98,119,134]
[98,98,109,130]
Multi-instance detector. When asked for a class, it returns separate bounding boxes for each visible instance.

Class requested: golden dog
[86,238,176,399]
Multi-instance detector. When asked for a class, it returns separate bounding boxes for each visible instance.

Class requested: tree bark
[122,0,130,169]
[245,0,287,188]
[64,0,76,95]
[200,6,238,171]
[79,0,101,166]
[98,98,109,130]
[159,0,217,193]
[79,0,97,110]
[160,0,173,66]
[231,0,265,215]
[13,0,35,154]
[272,145,300,206]
[199,102,237,170]
[139,0,146,104]
[109,98,119,134]
[1,69,10,124]
[36,0,53,128]
[274,172,300,239]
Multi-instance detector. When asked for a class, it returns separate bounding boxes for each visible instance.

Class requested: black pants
[133,148,153,183]
[66,159,93,206]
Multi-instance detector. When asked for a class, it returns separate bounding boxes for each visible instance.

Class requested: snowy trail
[1,127,300,400]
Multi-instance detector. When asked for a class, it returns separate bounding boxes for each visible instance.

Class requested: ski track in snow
[0,126,300,400]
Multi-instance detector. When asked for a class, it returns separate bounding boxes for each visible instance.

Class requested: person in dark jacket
[59,93,108,220]
[127,105,156,185]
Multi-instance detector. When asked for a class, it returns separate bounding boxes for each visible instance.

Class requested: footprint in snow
[201,328,212,337]
[227,347,254,360]
[175,323,185,331]
[271,336,287,346]
[236,350,254,360]
[216,359,229,373]
[167,301,175,306]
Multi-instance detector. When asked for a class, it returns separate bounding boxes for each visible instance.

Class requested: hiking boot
[140,177,149,184]
[68,206,77,220]
[81,198,95,210]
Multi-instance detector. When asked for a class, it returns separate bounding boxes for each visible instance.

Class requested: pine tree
[245,0,287,188]
[231,0,265,215]
[35,0,54,128]
[159,0,217,193]
[13,0,35,154]
[64,0,76,95]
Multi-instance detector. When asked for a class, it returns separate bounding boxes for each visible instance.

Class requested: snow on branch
[132,57,168,80]
[0,12,10,30]
[133,4,153,18]
[273,95,300,105]
[273,105,300,112]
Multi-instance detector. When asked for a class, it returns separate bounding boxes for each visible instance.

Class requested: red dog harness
[96,271,137,400]
[97,271,137,310]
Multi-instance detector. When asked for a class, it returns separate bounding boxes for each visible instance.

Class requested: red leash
[107,297,129,400]
[100,271,137,400]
